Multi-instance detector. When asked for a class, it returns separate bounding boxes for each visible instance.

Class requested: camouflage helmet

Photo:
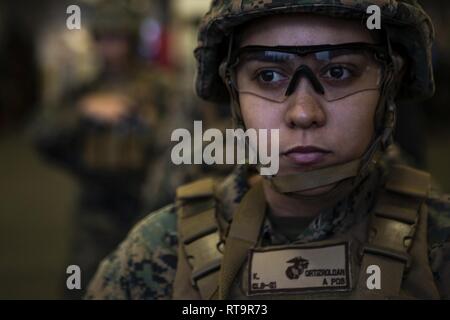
[194,0,435,104]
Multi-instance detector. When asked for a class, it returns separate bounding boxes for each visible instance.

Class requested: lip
[283,145,332,166]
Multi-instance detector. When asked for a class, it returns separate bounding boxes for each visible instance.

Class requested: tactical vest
[173,165,440,300]
[82,124,147,172]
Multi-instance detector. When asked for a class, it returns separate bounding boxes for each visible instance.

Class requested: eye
[322,65,353,81]
[257,70,288,83]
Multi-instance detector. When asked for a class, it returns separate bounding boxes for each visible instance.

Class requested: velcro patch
[248,242,351,295]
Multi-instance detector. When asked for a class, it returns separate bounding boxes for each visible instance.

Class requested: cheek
[327,92,378,159]
[240,95,283,130]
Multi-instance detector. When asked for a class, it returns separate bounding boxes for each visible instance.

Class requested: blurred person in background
[32,0,176,297]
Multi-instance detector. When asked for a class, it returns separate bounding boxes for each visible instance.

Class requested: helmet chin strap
[267,158,361,194]
[262,133,385,205]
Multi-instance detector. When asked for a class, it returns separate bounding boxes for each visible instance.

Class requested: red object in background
[156,28,171,68]
[138,19,172,69]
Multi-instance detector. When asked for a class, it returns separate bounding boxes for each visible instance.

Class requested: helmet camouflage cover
[194,0,435,104]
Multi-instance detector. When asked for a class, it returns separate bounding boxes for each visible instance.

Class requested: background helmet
[86,0,144,37]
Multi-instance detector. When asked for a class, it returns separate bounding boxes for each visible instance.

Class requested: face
[237,15,380,191]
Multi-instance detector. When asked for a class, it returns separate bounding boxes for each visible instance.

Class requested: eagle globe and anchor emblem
[285,256,310,280]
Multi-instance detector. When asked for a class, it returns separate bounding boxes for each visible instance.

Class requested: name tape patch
[248,242,351,295]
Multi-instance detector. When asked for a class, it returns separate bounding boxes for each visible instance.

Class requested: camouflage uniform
[86,159,450,299]
[86,0,450,299]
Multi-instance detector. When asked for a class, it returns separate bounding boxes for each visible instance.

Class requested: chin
[280,158,332,173]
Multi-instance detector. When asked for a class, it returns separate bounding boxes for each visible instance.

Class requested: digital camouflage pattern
[84,204,179,299]
[194,0,434,103]
[85,162,450,299]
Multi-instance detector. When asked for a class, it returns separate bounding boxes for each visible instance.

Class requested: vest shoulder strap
[357,164,431,299]
[385,164,431,199]
[175,178,222,300]
[176,178,215,201]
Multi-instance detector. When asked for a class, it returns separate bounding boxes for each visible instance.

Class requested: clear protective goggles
[228,43,389,103]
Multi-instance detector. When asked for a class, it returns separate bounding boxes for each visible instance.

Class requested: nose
[284,81,327,130]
